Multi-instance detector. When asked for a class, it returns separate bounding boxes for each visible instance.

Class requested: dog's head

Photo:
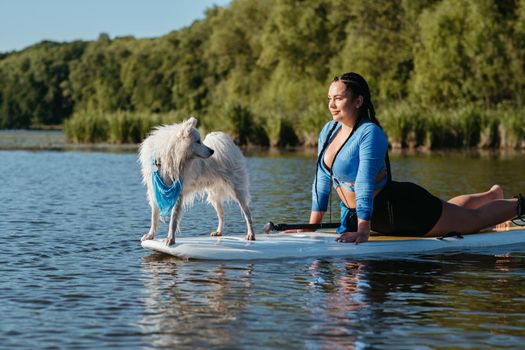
[140,117,215,184]
[178,117,214,160]
[160,117,214,181]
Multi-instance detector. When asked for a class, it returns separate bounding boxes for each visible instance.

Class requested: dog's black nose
[209,148,214,155]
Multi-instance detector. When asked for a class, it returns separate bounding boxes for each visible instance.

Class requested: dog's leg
[165,196,183,246]
[235,193,255,241]
[141,203,159,241]
[209,199,224,236]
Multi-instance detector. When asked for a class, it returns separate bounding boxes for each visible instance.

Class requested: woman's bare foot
[490,184,504,200]
[488,185,510,231]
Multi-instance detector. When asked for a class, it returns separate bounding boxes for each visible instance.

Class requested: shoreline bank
[2,130,525,158]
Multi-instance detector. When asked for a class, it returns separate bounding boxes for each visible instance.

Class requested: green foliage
[64,111,109,143]
[68,36,134,112]
[412,0,518,105]
[64,110,187,144]
[217,104,268,146]
[298,102,330,147]
[120,41,174,113]
[378,103,525,150]
[509,0,525,105]
[0,41,87,128]
[337,0,438,100]
[380,102,426,148]
[1,0,525,149]
[258,0,335,81]
[497,108,525,149]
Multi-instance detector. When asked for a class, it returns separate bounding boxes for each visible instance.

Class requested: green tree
[0,41,86,128]
[258,0,334,81]
[509,0,525,104]
[412,0,517,106]
[69,35,134,112]
[121,40,174,112]
[336,0,438,101]
[170,17,219,115]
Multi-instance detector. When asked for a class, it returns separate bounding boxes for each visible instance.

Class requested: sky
[0,0,232,53]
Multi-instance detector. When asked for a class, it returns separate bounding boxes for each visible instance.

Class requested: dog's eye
[196,140,201,144]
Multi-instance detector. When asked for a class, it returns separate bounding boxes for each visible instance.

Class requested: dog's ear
[186,117,198,129]
[180,117,198,138]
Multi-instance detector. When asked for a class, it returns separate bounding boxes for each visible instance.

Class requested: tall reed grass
[64,105,525,149]
[380,103,525,150]
[64,110,186,144]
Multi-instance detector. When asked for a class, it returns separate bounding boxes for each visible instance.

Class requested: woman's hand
[336,219,371,244]
[335,231,369,244]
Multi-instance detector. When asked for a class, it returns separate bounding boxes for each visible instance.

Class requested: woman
[299,72,524,244]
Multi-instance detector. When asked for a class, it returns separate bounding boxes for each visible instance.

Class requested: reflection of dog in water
[139,117,255,245]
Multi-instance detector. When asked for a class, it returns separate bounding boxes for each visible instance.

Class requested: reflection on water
[139,256,254,348]
[1,149,525,349]
[137,252,525,349]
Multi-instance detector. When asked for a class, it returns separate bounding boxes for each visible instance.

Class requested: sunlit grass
[64,110,186,143]
[63,105,525,149]
[381,103,525,150]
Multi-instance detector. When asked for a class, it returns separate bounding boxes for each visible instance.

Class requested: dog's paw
[163,236,175,246]
[245,233,256,241]
[210,231,222,237]
[141,233,154,241]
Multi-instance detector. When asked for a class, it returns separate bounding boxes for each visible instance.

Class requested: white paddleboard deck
[141,227,525,261]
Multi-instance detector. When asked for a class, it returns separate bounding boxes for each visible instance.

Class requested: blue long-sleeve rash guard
[312,119,388,221]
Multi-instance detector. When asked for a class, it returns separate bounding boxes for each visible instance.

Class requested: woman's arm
[309,210,324,224]
[337,125,387,243]
[354,125,388,223]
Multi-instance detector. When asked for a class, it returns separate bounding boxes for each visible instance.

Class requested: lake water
[1,149,525,349]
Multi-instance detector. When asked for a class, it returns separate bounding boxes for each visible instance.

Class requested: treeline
[1,0,524,148]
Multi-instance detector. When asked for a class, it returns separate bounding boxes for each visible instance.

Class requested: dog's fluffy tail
[204,132,246,167]
[202,131,251,201]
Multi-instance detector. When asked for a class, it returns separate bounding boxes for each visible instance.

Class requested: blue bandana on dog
[152,171,183,220]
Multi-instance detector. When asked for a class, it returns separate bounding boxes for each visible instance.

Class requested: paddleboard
[141,226,525,261]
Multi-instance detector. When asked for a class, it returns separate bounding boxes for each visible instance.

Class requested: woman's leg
[447,184,503,209]
[425,198,518,237]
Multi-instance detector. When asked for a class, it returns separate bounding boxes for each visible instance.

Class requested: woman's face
[328,81,362,123]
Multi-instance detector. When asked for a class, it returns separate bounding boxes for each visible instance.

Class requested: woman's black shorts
[371,181,443,236]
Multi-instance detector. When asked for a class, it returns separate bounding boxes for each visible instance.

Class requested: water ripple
[2,150,525,349]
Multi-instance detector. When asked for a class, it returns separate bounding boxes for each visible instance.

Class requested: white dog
[139,117,255,245]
